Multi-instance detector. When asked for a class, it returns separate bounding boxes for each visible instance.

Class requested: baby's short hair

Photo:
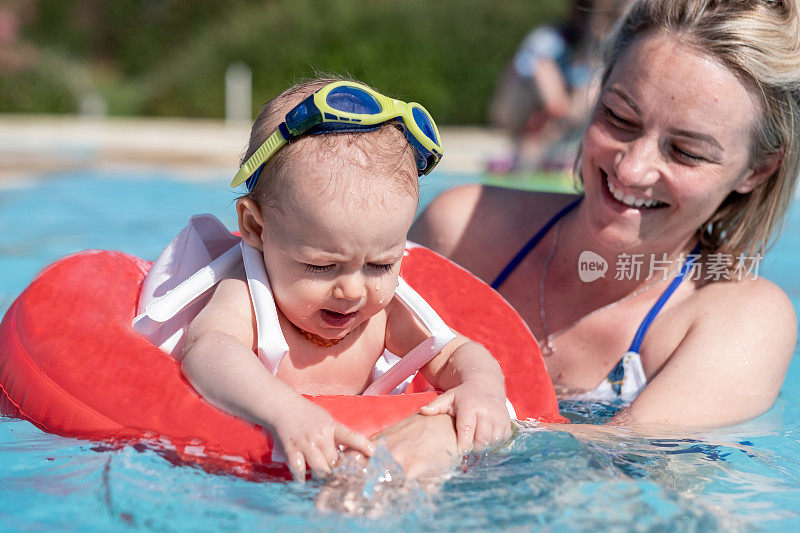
[239,77,418,211]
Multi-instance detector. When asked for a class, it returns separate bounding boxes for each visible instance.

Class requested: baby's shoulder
[184,264,255,355]
[195,264,254,327]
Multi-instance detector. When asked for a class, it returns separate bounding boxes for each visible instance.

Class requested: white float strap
[241,241,289,373]
[361,277,457,396]
[132,243,241,336]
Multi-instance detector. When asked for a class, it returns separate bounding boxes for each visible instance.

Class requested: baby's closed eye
[367,262,396,274]
[304,263,336,273]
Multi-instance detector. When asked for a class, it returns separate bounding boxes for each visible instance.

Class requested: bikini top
[491,197,699,403]
[132,214,457,397]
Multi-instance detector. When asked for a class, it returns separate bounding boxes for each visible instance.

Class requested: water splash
[315,444,429,518]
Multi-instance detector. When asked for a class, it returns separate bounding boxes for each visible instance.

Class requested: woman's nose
[614,135,662,186]
[332,273,366,301]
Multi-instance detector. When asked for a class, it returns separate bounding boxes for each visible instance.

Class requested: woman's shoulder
[410,184,578,278]
[693,274,795,324]
[684,274,795,383]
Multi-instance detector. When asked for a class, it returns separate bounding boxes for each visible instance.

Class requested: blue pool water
[2,170,800,531]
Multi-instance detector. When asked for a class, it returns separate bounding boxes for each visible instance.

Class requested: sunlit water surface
[1,170,799,531]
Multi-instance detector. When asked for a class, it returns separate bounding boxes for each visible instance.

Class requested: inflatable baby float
[0,216,564,478]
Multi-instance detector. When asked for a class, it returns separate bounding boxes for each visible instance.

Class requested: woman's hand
[370,412,460,479]
[323,412,460,481]
[314,413,460,513]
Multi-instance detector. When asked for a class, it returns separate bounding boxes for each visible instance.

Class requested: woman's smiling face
[581,31,768,253]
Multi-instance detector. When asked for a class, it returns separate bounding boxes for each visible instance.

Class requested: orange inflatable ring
[0,246,564,478]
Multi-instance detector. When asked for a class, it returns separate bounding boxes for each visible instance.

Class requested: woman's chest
[505,282,695,393]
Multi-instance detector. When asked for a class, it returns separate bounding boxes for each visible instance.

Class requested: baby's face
[256,158,417,341]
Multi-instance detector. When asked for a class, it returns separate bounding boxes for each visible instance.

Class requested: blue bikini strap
[491,197,583,290]
[627,244,702,354]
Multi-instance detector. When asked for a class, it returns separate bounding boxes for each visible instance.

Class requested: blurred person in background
[0,0,37,74]
[487,0,626,174]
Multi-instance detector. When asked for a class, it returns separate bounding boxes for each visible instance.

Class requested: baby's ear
[236,198,265,250]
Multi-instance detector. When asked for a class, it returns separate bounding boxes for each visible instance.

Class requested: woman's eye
[304,264,335,273]
[672,146,704,163]
[367,263,395,274]
[603,105,636,129]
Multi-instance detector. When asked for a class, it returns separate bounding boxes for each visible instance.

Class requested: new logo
[578,251,607,282]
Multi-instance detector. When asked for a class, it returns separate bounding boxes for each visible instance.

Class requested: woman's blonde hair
[598,0,800,258]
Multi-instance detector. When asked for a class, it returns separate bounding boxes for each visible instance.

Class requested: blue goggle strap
[403,130,439,175]
[245,164,265,191]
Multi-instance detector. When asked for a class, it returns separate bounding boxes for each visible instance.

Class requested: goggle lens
[286,98,322,134]
[412,106,439,143]
[326,86,382,114]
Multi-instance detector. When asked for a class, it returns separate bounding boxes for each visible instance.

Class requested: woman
[371,0,800,477]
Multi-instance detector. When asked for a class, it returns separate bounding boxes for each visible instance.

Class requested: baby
[181,78,510,480]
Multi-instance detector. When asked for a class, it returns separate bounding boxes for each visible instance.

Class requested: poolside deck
[0,115,512,183]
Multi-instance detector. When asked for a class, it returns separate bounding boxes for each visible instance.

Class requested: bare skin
[181,151,510,480]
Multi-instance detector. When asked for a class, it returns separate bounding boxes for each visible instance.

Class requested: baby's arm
[384,301,511,453]
[181,274,373,480]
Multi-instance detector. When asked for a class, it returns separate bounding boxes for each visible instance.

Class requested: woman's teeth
[606,177,665,208]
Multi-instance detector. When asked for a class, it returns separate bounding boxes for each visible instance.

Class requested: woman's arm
[344,279,795,482]
[531,57,571,121]
[622,277,796,428]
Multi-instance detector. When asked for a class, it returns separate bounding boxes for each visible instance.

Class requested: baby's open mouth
[320,309,358,328]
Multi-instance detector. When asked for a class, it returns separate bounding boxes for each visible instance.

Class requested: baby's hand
[270,398,375,481]
[419,383,511,454]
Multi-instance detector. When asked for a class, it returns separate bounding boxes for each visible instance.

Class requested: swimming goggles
[230,81,443,189]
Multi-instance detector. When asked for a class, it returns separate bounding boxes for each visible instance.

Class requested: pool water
[2,170,800,531]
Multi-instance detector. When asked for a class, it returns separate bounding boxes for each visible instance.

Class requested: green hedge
[11,0,567,124]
